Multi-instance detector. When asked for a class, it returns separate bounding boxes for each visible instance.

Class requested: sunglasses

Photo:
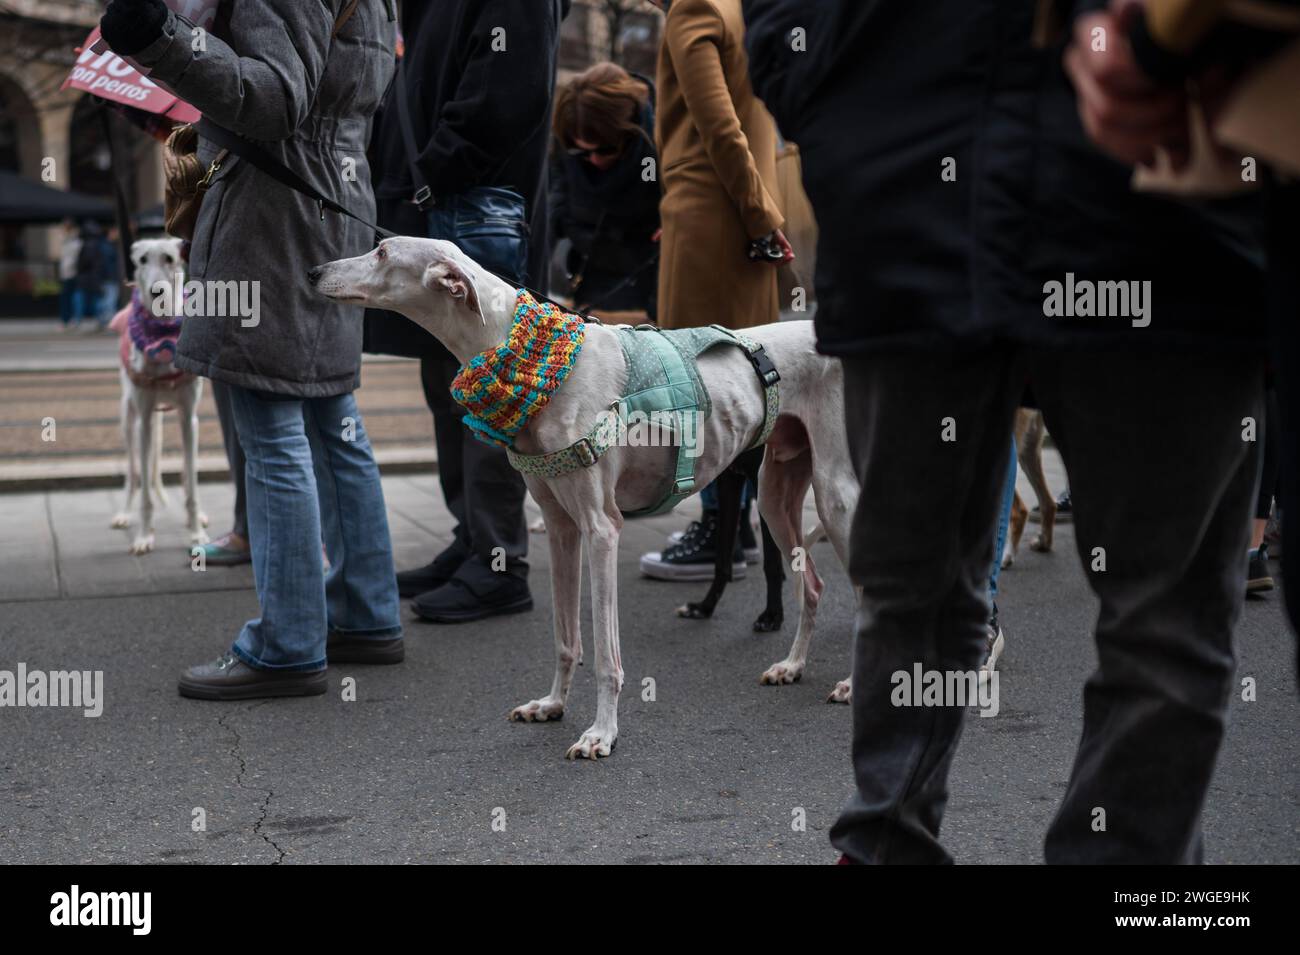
[566,143,622,160]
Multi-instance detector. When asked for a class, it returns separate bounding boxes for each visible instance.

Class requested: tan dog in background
[1003,409,1057,568]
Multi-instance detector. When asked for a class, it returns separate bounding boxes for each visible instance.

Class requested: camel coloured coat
[655,0,784,330]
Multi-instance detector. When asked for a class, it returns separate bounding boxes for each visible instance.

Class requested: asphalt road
[1,480,1296,864]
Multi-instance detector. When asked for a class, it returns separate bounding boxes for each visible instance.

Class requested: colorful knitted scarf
[126,288,183,363]
[451,290,585,448]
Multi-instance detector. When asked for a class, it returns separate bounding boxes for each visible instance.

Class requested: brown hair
[552,62,650,154]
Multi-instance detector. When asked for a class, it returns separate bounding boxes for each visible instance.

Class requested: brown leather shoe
[178,652,327,700]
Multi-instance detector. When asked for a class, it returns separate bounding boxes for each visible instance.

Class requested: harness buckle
[573,437,597,468]
[412,185,433,210]
[746,344,781,387]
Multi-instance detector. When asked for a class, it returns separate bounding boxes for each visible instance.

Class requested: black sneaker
[396,541,469,599]
[1247,543,1275,593]
[666,513,761,563]
[979,609,1004,687]
[412,556,533,623]
[641,509,746,581]
[1029,487,1072,525]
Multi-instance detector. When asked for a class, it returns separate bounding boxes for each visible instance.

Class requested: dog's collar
[450,290,585,449]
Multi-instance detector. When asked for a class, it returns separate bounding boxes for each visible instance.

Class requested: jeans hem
[329,625,403,640]
[230,642,327,673]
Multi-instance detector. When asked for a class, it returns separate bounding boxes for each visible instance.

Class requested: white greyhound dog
[311,237,858,759]
[110,237,208,555]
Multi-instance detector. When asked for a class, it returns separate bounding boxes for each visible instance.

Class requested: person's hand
[772,229,795,265]
[100,0,169,57]
[1063,0,1191,169]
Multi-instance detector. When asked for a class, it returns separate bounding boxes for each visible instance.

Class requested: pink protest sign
[63,1,221,122]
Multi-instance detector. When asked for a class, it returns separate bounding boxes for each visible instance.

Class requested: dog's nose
[306,267,322,285]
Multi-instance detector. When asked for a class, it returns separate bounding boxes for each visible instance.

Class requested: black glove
[100,0,169,57]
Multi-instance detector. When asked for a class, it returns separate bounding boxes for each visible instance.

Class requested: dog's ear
[422,259,485,325]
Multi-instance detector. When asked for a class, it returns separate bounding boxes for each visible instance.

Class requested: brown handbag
[160,0,363,240]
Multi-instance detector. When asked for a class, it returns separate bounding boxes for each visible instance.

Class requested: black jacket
[549,77,660,307]
[743,0,1271,356]
[365,0,568,358]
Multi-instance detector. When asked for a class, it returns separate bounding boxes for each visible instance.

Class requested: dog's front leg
[112,381,137,529]
[509,495,582,724]
[566,509,623,760]
[130,393,157,555]
[179,383,209,546]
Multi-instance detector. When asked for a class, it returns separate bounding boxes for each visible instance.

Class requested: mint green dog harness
[506,323,781,517]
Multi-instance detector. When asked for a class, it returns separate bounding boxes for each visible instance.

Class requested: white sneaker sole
[639,552,747,582]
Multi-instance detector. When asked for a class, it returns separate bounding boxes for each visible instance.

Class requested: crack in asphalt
[218,703,286,864]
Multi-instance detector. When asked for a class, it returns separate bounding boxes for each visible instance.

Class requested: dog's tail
[149,411,169,507]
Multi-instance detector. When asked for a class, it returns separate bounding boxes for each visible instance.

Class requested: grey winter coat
[133,0,396,396]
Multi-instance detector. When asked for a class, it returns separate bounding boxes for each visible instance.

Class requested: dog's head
[308,236,496,332]
[129,238,186,316]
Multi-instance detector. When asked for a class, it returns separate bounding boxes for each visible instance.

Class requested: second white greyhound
[311,237,858,759]
[110,237,208,555]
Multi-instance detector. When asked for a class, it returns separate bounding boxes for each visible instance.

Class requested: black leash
[198,119,396,240]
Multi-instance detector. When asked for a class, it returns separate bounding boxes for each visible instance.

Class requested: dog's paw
[509,697,564,722]
[676,601,712,619]
[1000,550,1015,569]
[760,660,803,685]
[529,517,546,534]
[198,511,210,528]
[110,512,130,529]
[752,609,783,632]
[565,726,616,760]
[827,678,852,704]
[189,528,210,546]
[129,533,155,555]
[1030,534,1052,553]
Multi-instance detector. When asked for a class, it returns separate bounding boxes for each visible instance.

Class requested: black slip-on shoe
[411,562,533,623]
[327,631,405,664]
[178,652,327,700]
[396,542,469,599]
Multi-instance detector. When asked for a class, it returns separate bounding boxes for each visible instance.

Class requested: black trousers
[420,355,528,574]
[829,347,1263,864]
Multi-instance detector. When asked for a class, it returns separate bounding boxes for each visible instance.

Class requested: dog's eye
[376,246,387,261]
[164,255,174,265]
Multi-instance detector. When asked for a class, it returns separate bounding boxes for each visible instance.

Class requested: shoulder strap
[333,0,361,38]
[392,57,433,209]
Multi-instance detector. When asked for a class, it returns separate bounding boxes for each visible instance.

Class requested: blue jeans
[226,385,401,670]
[427,186,529,285]
[988,439,1017,602]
